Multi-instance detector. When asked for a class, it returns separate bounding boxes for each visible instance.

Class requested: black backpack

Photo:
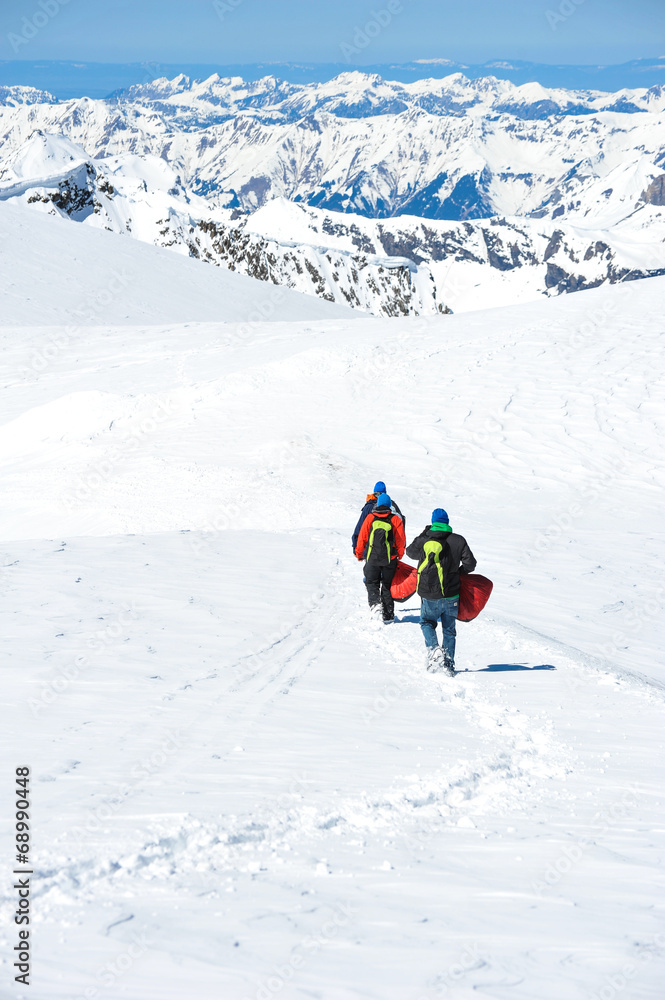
[366,516,394,566]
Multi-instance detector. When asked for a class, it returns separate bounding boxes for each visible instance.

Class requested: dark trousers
[364,560,397,620]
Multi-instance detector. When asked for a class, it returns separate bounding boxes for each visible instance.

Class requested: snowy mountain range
[4,56,665,99]
[112,71,665,122]
[1,72,664,314]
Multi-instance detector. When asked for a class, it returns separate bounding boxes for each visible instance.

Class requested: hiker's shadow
[473,664,556,673]
[396,610,421,623]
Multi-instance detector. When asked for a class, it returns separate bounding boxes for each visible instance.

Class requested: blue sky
[1,0,664,65]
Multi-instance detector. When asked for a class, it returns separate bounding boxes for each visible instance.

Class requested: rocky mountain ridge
[0,75,664,315]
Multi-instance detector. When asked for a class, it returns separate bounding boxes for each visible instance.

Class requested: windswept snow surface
[1,277,664,999]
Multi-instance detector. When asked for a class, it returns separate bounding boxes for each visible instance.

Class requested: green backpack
[417,537,449,596]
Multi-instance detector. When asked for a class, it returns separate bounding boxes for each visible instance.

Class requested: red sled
[458,574,493,622]
[390,563,493,621]
[390,560,418,603]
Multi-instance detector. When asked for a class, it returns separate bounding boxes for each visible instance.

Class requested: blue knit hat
[374,481,386,494]
[376,493,392,510]
[432,508,449,524]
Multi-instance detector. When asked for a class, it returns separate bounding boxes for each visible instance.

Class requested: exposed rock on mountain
[166,215,448,316]
[1,75,664,314]
[640,174,665,206]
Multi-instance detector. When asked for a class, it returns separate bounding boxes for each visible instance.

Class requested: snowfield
[1,242,664,999]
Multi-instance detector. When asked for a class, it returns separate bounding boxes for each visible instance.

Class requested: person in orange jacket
[354,493,406,623]
[352,480,404,553]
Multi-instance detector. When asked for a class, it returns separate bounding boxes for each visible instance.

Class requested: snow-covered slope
[1,275,664,997]
[0,200,357,325]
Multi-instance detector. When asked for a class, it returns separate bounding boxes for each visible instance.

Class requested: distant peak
[414,58,462,67]
[330,71,385,85]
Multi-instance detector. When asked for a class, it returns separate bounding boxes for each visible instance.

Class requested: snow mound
[5,131,88,181]
[0,390,122,457]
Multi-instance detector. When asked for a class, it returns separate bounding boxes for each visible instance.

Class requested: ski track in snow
[3,536,664,999]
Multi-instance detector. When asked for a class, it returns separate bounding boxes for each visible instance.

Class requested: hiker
[406,508,476,674]
[354,493,406,623]
[352,481,404,553]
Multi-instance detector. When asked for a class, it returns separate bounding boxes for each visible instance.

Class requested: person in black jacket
[351,481,404,553]
[406,507,476,674]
